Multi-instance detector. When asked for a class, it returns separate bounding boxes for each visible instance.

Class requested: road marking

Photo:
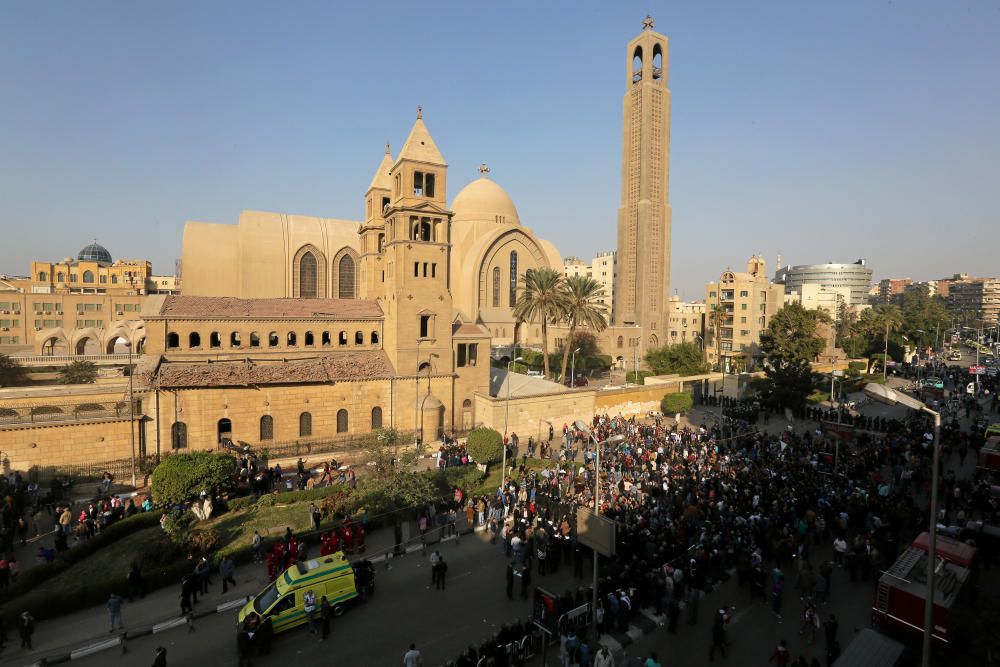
[153,617,187,633]
[70,636,121,659]
[216,598,245,613]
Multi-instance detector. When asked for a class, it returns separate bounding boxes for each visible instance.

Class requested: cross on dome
[642,14,654,31]
[479,163,490,176]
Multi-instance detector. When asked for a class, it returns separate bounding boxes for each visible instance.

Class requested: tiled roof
[151,350,396,388]
[155,296,382,319]
[452,322,491,337]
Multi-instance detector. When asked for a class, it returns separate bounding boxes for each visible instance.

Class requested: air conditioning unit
[1,327,8,332]
[117,311,124,316]
[44,311,52,315]
[34,327,41,331]
[35,311,42,315]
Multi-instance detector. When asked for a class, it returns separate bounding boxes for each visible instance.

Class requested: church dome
[78,241,112,264]
[451,176,520,226]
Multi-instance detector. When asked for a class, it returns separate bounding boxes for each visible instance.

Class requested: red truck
[872,532,977,648]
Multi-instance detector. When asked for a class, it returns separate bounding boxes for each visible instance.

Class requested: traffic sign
[970,366,986,375]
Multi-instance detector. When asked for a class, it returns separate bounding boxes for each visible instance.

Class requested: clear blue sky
[1,1,998,299]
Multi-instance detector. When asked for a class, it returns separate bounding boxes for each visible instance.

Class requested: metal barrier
[230,431,419,461]
[0,398,139,427]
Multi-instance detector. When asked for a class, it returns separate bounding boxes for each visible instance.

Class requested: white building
[563,251,616,314]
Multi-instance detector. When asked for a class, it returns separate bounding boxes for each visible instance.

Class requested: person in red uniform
[341,518,355,555]
[266,551,277,581]
[353,522,366,553]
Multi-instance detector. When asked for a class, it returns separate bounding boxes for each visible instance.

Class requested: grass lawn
[207,500,316,556]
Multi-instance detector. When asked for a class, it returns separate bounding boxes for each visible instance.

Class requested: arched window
[189,332,201,348]
[299,252,318,298]
[111,274,118,284]
[371,406,382,430]
[322,331,331,346]
[57,272,64,282]
[167,332,179,349]
[99,274,107,284]
[292,245,327,298]
[617,336,623,349]
[230,332,241,347]
[259,415,274,441]
[39,271,48,282]
[632,45,643,83]
[287,331,297,346]
[462,399,472,409]
[83,270,94,283]
[652,43,663,80]
[217,418,232,444]
[336,409,348,433]
[338,254,356,299]
[299,412,312,437]
[304,331,314,346]
[250,332,260,347]
[339,331,347,346]
[492,267,501,307]
[210,332,222,348]
[355,331,363,345]
[371,331,379,345]
[268,332,279,347]
[509,251,518,307]
[171,422,188,449]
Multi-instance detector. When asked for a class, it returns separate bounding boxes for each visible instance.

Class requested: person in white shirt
[403,643,423,666]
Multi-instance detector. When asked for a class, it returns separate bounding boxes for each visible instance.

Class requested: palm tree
[557,275,609,384]
[868,304,902,372]
[513,268,567,380]
[708,303,727,371]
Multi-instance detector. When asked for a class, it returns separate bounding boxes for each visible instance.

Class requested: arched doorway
[217,418,232,444]
[108,335,131,354]
[40,336,68,356]
[420,394,444,444]
[461,399,473,429]
[75,336,100,355]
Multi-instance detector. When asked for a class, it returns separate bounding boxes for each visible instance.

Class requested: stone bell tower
[613,15,673,349]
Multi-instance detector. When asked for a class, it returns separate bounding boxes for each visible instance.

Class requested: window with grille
[259,415,274,441]
[299,412,312,437]
[371,407,382,430]
[492,267,501,307]
[339,255,356,299]
[336,409,348,433]
[509,251,518,306]
[171,422,187,449]
[299,252,318,298]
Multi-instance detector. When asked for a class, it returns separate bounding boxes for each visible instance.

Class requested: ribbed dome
[451,177,520,226]
[78,242,112,264]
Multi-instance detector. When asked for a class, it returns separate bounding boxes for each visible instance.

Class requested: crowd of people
[432,383,1000,666]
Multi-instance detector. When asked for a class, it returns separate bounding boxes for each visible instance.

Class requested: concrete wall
[0,417,135,472]
[474,388,596,441]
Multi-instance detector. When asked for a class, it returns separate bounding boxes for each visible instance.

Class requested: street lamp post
[863,383,941,667]
[571,347,580,388]
[124,340,136,488]
[883,318,890,383]
[573,421,624,650]
[502,356,523,481]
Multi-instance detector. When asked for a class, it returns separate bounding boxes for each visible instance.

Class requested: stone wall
[473,388,596,441]
[0,418,135,473]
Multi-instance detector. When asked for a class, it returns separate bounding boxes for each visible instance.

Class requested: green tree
[708,303,726,371]
[363,428,416,479]
[660,392,694,415]
[0,354,28,387]
[512,268,567,379]
[59,360,98,384]
[151,452,237,507]
[556,275,609,383]
[759,303,830,365]
[465,427,503,464]
[899,290,949,348]
[645,341,709,376]
[758,303,829,409]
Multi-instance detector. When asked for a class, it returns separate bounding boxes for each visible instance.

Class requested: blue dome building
[78,241,113,265]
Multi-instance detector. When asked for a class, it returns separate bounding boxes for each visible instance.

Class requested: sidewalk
[1,505,474,666]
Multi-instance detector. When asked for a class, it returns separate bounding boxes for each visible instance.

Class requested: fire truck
[976,435,1000,478]
[872,532,977,648]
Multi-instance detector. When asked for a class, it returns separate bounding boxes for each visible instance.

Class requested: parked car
[922,377,944,390]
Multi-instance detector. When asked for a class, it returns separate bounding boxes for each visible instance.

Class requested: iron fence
[230,429,420,461]
[42,454,160,482]
[0,399,139,427]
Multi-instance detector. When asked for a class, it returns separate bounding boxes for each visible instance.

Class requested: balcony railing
[11,353,132,366]
[0,399,139,427]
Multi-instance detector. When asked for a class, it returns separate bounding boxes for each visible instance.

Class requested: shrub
[465,427,503,464]
[847,361,867,377]
[151,451,237,507]
[660,392,694,415]
[586,354,613,371]
[436,466,486,496]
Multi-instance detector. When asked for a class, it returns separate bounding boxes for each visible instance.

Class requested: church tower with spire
[379,107,454,378]
[613,16,672,348]
[359,143,394,300]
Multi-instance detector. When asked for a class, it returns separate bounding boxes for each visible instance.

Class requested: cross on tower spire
[642,14,654,31]
[478,163,490,176]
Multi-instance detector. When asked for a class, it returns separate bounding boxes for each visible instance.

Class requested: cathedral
[180,110,562,348]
